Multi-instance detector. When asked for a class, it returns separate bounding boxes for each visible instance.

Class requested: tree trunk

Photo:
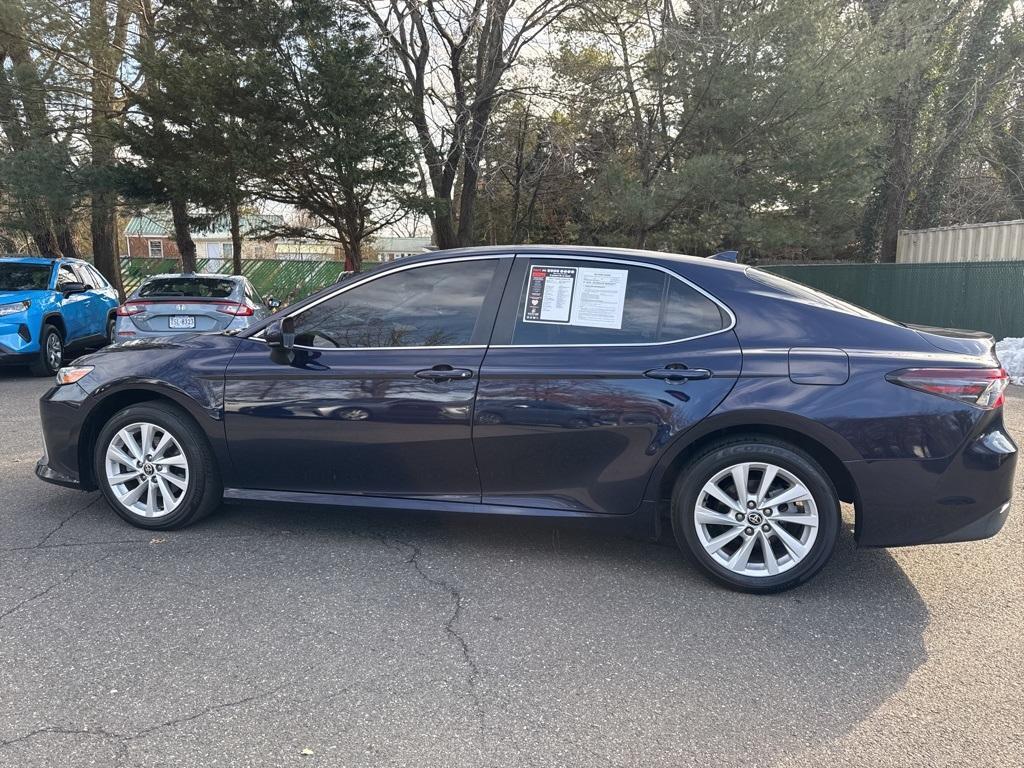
[170,197,197,272]
[88,0,130,297]
[228,199,243,275]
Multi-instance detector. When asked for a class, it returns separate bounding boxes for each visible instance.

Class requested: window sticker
[523,265,629,330]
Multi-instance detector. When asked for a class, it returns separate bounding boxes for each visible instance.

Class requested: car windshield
[0,262,51,291]
[138,277,236,298]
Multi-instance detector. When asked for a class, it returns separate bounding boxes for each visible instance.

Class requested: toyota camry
[35,246,1016,592]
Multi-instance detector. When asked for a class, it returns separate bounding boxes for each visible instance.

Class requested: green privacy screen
[763,261,1024,340]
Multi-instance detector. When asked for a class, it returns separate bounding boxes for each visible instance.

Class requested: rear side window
[139,277,237,298]
[510,258,727,345]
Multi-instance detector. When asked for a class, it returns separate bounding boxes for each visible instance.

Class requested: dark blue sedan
[35,246,1015,592]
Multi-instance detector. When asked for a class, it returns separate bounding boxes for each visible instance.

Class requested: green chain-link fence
[120,257,352,305]
[764,260,1024,339]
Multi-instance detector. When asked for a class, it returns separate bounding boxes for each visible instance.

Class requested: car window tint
[292,260,498,348]
[659,278,727,341]
[72,264,94,288]
[0,263,51,290]
[139,277,237,298]
[511,260,666,345]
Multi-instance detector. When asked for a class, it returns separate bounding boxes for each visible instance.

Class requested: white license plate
[169,315,195,329]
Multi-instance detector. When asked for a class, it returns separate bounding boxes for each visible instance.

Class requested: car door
[54,263,89,341]
[74,264,114,337]
[473,253,742,515]
[223,255,512,500]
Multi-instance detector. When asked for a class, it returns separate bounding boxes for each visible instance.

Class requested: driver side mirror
[267,296,282,310]
[265,316,295,349]
[61,281,87,297]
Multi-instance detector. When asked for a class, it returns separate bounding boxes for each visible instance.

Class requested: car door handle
[643,366,713,382]
[415,366,474,382]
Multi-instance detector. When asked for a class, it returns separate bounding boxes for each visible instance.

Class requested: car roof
[393,244,748,274]
[0,255,57,266]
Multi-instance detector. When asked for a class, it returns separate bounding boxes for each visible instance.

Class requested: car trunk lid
[909,323,998,361]
[122,298,248,333]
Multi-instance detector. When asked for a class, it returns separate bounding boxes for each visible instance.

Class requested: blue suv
[0,256,120,376]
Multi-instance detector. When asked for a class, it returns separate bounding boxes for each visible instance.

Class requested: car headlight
[0,300,30,316]
[55,366,94,385]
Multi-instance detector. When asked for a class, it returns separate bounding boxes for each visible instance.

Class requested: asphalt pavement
[0,368,1021,767]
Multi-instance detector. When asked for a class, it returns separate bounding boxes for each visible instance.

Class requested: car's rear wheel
[29,324,63,377]
[94,402,222,529]
[671,438,840,593]
[105,315,116,345]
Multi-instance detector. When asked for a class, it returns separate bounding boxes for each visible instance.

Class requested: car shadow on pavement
[190,500,928,762]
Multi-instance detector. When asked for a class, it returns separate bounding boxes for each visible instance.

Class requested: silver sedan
[114,273,279,340]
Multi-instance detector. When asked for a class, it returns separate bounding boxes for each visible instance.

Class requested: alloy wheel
[46,333,62,372]
[104,422,190,518]
[693,461,819,577]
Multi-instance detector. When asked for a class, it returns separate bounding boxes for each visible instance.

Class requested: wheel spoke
[161,472,188,490]
[156,475,175,505]
[726,534,758,572]
[140,423,154,455]
[761,533,780,575]
[151,432,173,459]
[119,429,144,460]
[106,445,136,468]
[705,527,744,554]
[755,465,778,506]
[107,470,140,485]
[731,464,750,508]
[771,512,818,528]
[704,482,741,512]
[766,482,812,507]
[119,481,147,507]
[771,521,808,561]
[144,481,157,516]
[159,454,188,467]
[695,506,742,528]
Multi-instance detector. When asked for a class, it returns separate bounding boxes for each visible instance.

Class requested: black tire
[93,401,222,530]
[29,324,63,376]
[105,315,116,345]
[671,437,840,593]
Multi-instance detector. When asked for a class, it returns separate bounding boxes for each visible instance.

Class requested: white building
[371,236,432,263]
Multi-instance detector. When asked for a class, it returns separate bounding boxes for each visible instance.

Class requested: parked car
[36,246,1015,592]
[114,273,277,340]
[0,255,119,376]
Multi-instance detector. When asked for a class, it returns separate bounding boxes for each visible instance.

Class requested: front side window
[56,265,79,290]
[510,258,726,346]
[291,260,498,348]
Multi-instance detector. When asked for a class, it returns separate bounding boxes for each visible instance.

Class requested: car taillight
[886,367,1009,409]
[116,301,149,316]
[216,302,254,317]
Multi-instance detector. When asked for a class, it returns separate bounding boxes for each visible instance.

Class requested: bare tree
[359,0,575,249]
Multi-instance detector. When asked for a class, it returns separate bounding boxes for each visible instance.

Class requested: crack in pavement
[381,536,484,721]
[0,552,115,625]
[31,494,102,549]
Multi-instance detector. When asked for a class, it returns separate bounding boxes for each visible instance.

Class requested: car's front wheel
[94,402,222,529]
[672,438,840,593]
[29,324,63,377]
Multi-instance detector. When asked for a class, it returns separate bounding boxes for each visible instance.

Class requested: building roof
[124,211,284,239]
[372,236,432,254]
